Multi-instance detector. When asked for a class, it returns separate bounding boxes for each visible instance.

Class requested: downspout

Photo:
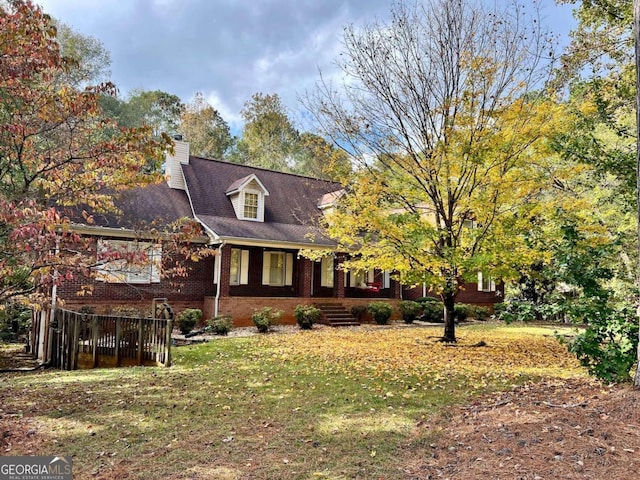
[214,242,225,318]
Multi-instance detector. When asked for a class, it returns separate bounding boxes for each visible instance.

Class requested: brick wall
[206,296,402,327]
[403,282,504,309]
[56,236,216,317]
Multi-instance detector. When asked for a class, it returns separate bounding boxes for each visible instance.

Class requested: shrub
[294,305,321,330]
[398,300,422,324]
[468,305,490,321]
[415,296,440,305]
[568,303,638,383]
[422,300,444,323]
[350,305,368,321]
[252,307,283,333]
[494,300,537,323]
[177,308,203,334]
[368,301,393,325]
[208,315,233,336]
[454,304,470,323]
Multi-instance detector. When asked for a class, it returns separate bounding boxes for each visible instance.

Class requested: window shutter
[383,270,390,289]
[150,245,162,283]
[285,253,293,286]
[367,270,375,283]
[477,272,483,291]
[262,251,271,285]
[240,250,250,285]
[490,278,496,292]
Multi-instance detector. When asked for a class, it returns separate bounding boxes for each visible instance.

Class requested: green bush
[0,304,31,336]
[567,303,638,383]
[294,305,321,330]
[415,296,440,305]
[252,307,283,333]
[177,308,202,334]
[208,315,233,336]
[494,300,537,323]
[350,305,368,321]
[468,305,490,321]
[422,300,444,323]
[454,304,470,322]
[367,301,393,325]
[398,300,422,324]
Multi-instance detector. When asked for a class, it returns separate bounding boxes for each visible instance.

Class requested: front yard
[1,323,638,479]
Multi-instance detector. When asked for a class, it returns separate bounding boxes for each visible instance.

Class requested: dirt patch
[407,378,640,479]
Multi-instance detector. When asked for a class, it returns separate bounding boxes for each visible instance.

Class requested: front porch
[214,244,401,321]
[205,296,402,328]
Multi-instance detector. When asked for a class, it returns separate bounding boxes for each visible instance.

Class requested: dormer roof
[317,189,346,210]
[225,174,270,197]
[181,157,341,246]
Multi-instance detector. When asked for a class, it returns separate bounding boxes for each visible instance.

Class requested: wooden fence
[32,309,173,370]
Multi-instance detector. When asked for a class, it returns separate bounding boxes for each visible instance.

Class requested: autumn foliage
[0,1,175,305]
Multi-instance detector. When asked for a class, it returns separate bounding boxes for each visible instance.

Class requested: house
[57,140,412,326]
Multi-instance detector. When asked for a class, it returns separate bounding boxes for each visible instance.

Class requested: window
[477,272,496,292]
[262,251,293,286]
[95,239,161,284]
[229,248,250,285]
[243,192,259,220]
[320,256,334,287]
[349,269,374,288]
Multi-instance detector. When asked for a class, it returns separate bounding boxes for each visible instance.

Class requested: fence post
[70,314,80,370]
[137,318,144,365]
[164,319,173,367]
[92,316,99,368]
[115,318,122,367]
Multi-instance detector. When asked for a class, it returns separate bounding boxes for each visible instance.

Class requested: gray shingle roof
[59,182,194,231]
[182,157,339,246]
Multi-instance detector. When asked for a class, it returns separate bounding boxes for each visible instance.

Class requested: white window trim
[95,239,161,284]
[477,272,496,292]
[320,256,334,288]
[241,188,264,222]
[230,248,250,286]
[262,251,293,286]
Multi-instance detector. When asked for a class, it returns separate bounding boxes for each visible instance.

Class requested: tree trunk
[442,292,456,343]
[634,0,640,388]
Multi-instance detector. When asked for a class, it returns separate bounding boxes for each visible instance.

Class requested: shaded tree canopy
[0,0,173,305]
[178,92,234,159]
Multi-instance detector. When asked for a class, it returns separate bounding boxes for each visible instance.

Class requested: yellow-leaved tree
[306,0,594,342]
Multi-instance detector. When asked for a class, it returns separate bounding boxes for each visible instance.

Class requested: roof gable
[225,174,270,197]
[181,157,341,245]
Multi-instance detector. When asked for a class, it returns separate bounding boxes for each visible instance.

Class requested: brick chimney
[166,136,189,190]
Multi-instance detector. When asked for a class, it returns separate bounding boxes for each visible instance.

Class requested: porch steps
[315,303,360,327]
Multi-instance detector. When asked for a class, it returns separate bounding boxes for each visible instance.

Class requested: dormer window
[243,191,259,219]
[226,174,269,222]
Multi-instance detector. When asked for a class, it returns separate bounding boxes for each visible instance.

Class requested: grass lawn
[0,323,586,479]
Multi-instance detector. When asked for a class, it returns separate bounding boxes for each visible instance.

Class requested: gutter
[214,241,225,318]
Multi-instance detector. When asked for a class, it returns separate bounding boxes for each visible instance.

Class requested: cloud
[36,0,573,129]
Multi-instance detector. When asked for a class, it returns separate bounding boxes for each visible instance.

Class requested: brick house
[58,140,502,326]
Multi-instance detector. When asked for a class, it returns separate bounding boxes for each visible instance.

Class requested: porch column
[219,244,232,297]
[299,257,312,298]
[391,277,402,299]
[334,253,345,299]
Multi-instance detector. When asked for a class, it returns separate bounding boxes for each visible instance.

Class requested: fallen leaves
[259,325,585,389]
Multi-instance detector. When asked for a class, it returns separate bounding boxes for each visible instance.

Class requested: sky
[37,0,577,131]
